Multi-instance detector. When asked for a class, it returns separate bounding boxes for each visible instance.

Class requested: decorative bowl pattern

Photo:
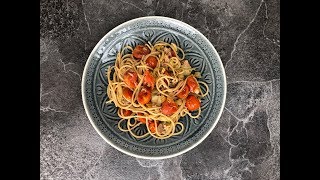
[82,16,226,159]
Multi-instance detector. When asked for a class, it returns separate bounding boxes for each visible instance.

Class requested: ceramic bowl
[82,16,226,159]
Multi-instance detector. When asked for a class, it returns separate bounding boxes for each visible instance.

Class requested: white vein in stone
[180,2,185,21]
[68,70,82,81]
[223,115,241,178]
[40,58,48,65]
[50,162,64,176]
[146,175,151,180]
[224,107,242,122]
[243,166,253,174]
[263,1,280,47]
[136,158,163,168]
[40,83,68,114]
[227,78,280,84]
[227,114,241,136]
[66,0,69,11]
[265,81,280,152]
[120,0,144,12]
[177,156,185,180]
[227,121,240,145]
[82,39,87,50]
[59,59,74,71]
[158,156,184,180]
[40,105,68,113]
[225,0,265,70]
[136,157,184,180]
[224,106,257,145]
[221,115,237,147]
[82,0,92,35]
[203,14,211,36]
[40,39,48,65]
[40,83,52,102]
[244,107,257,124]
[83,151,104,179]
[223,145,235,176]
[224,156,255,179]
[58,59,82,81]
[155,0,160,11]
[270,81,274,99]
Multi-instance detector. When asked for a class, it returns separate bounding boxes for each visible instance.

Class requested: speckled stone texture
[40,0,280,179]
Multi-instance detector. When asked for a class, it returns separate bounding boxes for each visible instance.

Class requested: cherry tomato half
[161,98,178,116]
[186,76,200,94]
[146,56,158,69]
[185,95,201,111]
[132,45,150,59]
[143,70,155,90]
[123,70,138,89]
[177,85,189,99]
[137,86,152,105]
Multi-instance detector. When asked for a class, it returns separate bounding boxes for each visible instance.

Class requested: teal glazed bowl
[82,16,226,159]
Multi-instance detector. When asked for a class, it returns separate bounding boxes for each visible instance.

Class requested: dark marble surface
[40,0,280,179]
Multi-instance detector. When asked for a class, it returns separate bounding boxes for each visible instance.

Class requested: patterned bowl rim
[81,16,227,159]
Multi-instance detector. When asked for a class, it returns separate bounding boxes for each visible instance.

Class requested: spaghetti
[106,41,209,139]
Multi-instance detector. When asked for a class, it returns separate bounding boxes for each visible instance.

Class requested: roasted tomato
[121,109,132,116]
[146,56,158,69]
[185,95,201,111]
[132,45,150,59]
[143,70,155,90]
[122,87,133,101]
[137,113,146,123]
[186,76,200,94]
[123,70,138,89]
[148,120,157,133]
[161,98,178,116]
[137,86,152,105]
[177,85,189,99]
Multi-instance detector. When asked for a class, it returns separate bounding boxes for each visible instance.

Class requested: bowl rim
[81,16,227,160]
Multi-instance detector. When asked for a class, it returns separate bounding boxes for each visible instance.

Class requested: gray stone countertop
[40,0,279,179]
